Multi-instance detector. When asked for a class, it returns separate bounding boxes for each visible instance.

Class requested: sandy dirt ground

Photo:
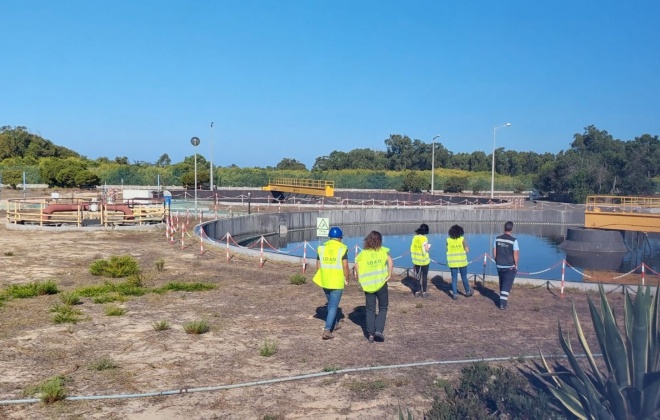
[0,208,626,419]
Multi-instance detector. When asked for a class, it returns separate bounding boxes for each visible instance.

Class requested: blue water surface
[293,232,580,282]
[265,226,660,283]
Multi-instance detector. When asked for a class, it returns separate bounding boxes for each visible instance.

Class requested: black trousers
[498,268,517,305]
[365,283,389,335]
[414,264,429,293]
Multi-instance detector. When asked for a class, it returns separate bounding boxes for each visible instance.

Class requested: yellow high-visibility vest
[356,247,389,293]
[313,239,347,289]
[446,236,468,268]
[410,235,430,266]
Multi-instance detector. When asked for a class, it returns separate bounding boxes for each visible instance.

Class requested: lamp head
[505,123,512,127]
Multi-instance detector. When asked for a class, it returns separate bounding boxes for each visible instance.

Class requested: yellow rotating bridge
[585,195,660,233]
[263,178,335,201]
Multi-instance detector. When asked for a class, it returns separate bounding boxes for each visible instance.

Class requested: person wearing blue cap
[313,226,350,340]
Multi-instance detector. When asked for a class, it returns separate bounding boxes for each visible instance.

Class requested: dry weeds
[0,216,625,419]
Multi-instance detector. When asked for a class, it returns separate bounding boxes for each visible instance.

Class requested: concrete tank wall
[202,208,584,241]
[560,227,628,253]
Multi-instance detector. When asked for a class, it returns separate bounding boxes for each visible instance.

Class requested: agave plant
[537,283,660,419]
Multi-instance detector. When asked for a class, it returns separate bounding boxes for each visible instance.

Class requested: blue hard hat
[329,227,343,238]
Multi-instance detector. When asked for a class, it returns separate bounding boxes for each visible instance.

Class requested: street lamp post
[431,134,440,195]
[209,122,214,191]
[490,123,512,199]
[191,136,201,212]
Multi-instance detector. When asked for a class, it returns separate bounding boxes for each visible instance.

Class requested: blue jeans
[323,288,343,331]
[450,266,470,296]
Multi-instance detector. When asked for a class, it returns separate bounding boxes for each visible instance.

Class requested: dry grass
[0,217,627,419]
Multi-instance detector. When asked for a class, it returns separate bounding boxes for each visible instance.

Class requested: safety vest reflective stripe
[356,248,389,292]
[410,235,430,265]
[313,240,347,289]
[446,237,468,267]
[318,246,343,269]
[495,234,517,268]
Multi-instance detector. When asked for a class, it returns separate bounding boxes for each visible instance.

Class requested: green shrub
[89,357,118,371]
[471,178,489,195]
[114,282,146,297]
[52,312,80,324]
[89,255,140,278]
[152,320,170,331]
[59,292,81,306]
[259,339,278,357]
[104,305,126,316]
[76,284,114,297]
[401,171,427,193]
[155,258,165,271]
[289,274,306,285]
[536,284,660,419]
[5,280,59,299]
[50,304,82,324]
[154,282,215,293]
[4,251,14,256]
[76,279,146,299]
[427,362,560,419]
[443,176,469,193]
[183,320,210,334]
[513,181,526,194]
[24,375,68,404]
[124,273,145,287]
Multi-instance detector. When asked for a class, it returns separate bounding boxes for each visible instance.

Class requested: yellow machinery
[585,195,660,233]
[263,178,334,201]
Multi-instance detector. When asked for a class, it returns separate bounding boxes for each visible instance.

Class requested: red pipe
[103,204,135,220]
[42,203,134,220]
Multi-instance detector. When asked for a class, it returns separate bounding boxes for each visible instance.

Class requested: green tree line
[1,125,658,203]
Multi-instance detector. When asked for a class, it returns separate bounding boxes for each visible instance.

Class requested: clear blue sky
[2,1,659,169]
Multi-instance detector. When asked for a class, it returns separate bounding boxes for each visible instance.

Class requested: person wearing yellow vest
[410,223,431,297]
[313,226,350,340]
[446,224,474,300]
[355,231,393,343]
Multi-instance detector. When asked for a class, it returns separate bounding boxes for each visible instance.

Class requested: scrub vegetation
[23,376,69,404]
[0,212,651,418]
[2,125,658,202]
[183,320,210,334]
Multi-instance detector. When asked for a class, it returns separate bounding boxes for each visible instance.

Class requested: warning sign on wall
[316,217,330,237]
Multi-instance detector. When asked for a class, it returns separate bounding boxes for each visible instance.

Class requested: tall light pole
[209,122,214,191]
[431,134,440,195]
[191,136,201,212]
[490,123,511,199]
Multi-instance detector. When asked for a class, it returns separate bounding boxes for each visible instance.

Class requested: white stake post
[260,236,264,267]
[560,260,566,299]
[303,241,307,273]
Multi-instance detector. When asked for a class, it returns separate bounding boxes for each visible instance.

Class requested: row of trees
[309,134,557,177]
[1,125,659,203]
[535,126,660,203]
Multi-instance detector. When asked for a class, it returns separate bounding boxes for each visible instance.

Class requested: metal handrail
[268,178,334,189]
